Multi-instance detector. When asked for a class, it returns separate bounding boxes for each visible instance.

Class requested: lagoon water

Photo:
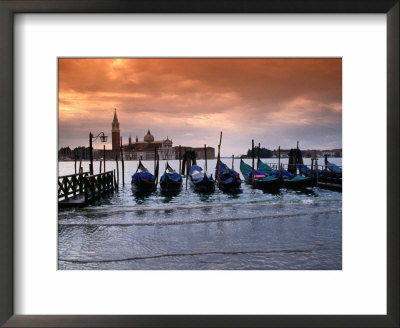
[58,158,342,270]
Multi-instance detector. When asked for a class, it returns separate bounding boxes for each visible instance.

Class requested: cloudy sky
[58,58,341,156]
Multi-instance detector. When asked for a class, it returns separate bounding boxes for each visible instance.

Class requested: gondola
[258,159,312,189]
[189,164,215,192]
[326,161,342,176]
[240,159,280,191]
[131,160,157,192]
[160,162,182,192]
[215,161,241,192]
[297,163,342,185]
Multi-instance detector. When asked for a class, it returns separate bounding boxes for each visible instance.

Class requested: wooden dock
[58,171,115,208]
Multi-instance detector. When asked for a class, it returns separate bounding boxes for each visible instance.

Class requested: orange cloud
[58,58,342,155]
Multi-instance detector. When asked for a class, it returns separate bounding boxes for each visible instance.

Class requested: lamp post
[89,132,108,175]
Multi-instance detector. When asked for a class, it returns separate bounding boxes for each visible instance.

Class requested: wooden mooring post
[278,146,281,175]
[251,139,255,188]
[115,154,119,189]
[103,145,106,172]
[217,132,222,182]
[120,136,125,187]
[178,145,182,175]
[74,152,77,174]
[186,158,189,190]
[204,144,208,171]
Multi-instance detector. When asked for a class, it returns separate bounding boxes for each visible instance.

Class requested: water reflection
[261,189,281,195]
[289,188,317,197]
[223,189,243,199]
[161,190,181,203]
[132,189,156,204]
[197,192,214,202]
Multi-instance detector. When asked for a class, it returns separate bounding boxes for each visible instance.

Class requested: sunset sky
[58,58,342,156]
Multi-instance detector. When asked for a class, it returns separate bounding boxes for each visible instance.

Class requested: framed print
[0,1,398,327]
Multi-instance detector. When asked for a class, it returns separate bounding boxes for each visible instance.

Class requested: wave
[59,199,342,216]
[59,248,315,264]
[58,209,341,228]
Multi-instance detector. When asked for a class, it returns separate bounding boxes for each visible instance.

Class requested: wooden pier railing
[58,171,115,207]
[84,171,114,202]
[58,172,90,201]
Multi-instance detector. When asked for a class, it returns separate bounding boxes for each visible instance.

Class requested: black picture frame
[0,1,398,327]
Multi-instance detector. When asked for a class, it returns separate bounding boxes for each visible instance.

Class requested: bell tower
[112,108,120,151]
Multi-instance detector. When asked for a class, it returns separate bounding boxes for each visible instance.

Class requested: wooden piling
[115,153,119,189]
[204,144,208,171]
[74,152,77,174]
[154,147,157,174]
[120,136,125,187]
[79,160,82,174]
[186,158,189,190]
[155,152,159,186]
[178,145,182,175]
[278,146,281,176]
[217,132,222,181]
[103,145,106,172]
[257,142,260,169]
[232,155,234,170]
[251,140,255,187]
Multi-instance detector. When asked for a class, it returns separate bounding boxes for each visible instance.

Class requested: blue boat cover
[216,161,241,182]
[297,163,324,175]
[190,165,213,183]
[160,172,182,183]
[277,169,294,180]
[258,160,293,180]
[247,169,266,179]
[327,161,342,174]
[297,162,342,177]
[132,171,154,183]
[223,176,234,184]
[297,163,310,175]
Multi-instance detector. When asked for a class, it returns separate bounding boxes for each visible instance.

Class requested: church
[111,109,174,160]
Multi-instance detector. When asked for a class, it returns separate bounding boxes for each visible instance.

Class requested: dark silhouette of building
[112,108,120,151]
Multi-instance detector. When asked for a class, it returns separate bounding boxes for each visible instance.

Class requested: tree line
[58,146,92,160]
[246,147,273,158]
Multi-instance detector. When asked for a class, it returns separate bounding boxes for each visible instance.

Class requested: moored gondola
[258,159,312,189]
[240,159,280,191]
[131,160,157,193]
[297,163,342,185]
[189,164,215,192]
[216,161,241,192]
[160,162,182,192]
[326,161,342,176]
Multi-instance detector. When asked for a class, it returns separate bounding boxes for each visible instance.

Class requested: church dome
[144,130,154,142]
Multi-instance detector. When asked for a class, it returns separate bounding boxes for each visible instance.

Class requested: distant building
[122,130,174,160]
[108,110,215,161]
[271,148,342,158]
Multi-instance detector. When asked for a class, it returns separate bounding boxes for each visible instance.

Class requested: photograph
[58,58,342,270]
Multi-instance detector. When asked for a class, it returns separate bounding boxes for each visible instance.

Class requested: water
[58,158,342,270]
